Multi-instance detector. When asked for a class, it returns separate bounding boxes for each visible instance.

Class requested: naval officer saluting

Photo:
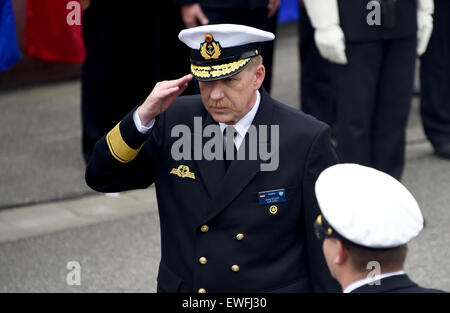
[86,24,341,293]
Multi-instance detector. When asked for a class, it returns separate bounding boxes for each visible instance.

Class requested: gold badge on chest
[170,165,196,180]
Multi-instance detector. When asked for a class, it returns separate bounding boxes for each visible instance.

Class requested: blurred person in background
[81,0,192,164]
[298,0,336,129]
[303,0,434,180]
[420,0,450,160]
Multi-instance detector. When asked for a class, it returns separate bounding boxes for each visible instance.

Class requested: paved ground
[0,23,449,292]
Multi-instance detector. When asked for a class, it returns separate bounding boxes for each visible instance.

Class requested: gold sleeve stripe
[106,122,143,163]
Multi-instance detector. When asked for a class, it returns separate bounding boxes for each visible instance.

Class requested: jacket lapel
[201,89,275,224]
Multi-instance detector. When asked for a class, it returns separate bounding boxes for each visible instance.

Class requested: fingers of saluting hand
[158,86,183,98]
[154,74,193,99]
[140,74,193,122]
[163,74,193,89]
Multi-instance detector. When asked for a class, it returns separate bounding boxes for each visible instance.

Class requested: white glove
[417,0,434,56]
[314,26,348,64]
[303,0,348,64]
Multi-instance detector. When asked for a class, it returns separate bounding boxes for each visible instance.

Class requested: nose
[209,82,224,100]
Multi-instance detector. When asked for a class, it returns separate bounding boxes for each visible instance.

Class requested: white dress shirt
[343,270,406,293]
[133,90,261,151]
[133,108,155,134]
[219,90,260,150]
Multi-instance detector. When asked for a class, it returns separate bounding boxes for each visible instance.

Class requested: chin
[211,114,231,124]
[209,110,232,124]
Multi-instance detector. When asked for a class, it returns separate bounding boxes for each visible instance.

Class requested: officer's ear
[253,64,265,91]
[334,239,349,266]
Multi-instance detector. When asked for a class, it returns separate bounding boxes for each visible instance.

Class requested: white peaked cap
[178,24,275,81]
[315,164,424,248]
[178,24,275,49]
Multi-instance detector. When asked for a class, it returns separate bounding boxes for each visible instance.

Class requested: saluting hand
[138,74,193,125]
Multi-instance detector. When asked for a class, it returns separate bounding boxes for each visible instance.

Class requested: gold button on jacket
[201,225,209,232]
[199,257,207,264]
[269,205,278,214]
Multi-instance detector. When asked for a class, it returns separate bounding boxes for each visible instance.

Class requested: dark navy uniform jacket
[85,90,341,293]
[351,274,446,293]
[338,0,417,42]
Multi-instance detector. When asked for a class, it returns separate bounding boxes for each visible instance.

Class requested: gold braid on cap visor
[191,58,251,79]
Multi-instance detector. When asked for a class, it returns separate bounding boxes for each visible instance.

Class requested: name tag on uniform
[258,189,286,205]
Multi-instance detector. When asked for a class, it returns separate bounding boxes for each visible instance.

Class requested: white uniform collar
[343,270,406,293]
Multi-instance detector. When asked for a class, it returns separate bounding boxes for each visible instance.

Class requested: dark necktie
[223,126,237,171]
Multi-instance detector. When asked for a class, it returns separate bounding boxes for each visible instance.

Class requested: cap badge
[200,34,221,60]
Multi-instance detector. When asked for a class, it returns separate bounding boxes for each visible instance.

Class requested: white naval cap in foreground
[315,164,424,249]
